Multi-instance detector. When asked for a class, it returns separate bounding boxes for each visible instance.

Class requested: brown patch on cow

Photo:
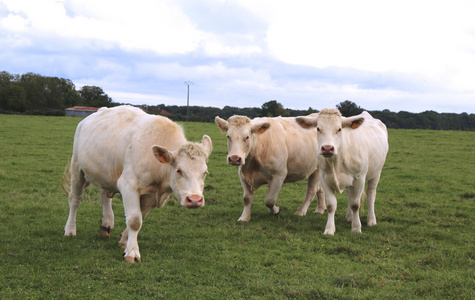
[100,225,112,237]
[351,204,359,212]
[153,146,172,164]
[257,123,270,134]
[351,122,360,129]
[326,204,334,213]
[127,216,141,231]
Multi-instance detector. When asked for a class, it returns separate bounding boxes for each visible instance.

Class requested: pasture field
[0,114,474,299]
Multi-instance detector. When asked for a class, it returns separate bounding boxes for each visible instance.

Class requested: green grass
[0,114,474,299]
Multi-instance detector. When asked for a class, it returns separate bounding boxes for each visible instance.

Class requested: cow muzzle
[321,145,335,157]
[227,155,243,166]
[185,194,204,208]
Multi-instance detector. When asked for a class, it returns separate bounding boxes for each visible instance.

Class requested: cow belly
[83,172,120,192]
[284,172,307,183]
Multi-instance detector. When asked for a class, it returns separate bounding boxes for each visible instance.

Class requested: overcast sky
[1,0,475,113]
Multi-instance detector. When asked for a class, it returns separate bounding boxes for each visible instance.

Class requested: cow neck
[326,135,352,194]
[239,151,261,191]
[324,155,344,194]
[155,165,172,193]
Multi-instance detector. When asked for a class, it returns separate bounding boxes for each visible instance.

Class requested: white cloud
[265,0,475,89]
[1,0,474,113]
[0,0,266,57]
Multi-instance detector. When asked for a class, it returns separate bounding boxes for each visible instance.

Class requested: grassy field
[0,114,473,299]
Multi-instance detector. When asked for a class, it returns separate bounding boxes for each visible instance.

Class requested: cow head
[215,115,270,166]
[152,135,212,208]
[296,108,364,158]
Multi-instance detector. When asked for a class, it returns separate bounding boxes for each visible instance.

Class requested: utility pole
[184,81,193,122]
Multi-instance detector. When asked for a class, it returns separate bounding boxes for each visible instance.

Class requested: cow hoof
[100,226,113,237]
[118,241,127,249]
[313,208,326,214]
[268,206,280,215]
[367,219,377,227]
[352,229,362,234]
[124,256,140,263]
[323,228,335,235]
[237,217,250,222]
[64,229,76,236]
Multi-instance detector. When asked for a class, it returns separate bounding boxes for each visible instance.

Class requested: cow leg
[238,175,254,222]
[100,189,114,237]
[118,194,158,249]
[321,179,337,235]
[265,174,285,215]
[313,170,327,214]
[346,189,366,222]
[64,161,86,236]
[296,170,318,216]
[347,179,365,233]
[315,182,326,214]
[366,173,381,227]
[118,228,128,249]
[118,207,152,249]
[118,182,143,263]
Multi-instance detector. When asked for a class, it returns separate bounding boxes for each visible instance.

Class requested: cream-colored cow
[64,105,212,262]
[215,115,325,222]
[296,109,388,235]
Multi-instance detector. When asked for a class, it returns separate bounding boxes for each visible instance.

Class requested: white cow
[296,109,388,234]
[64,105,212,262]
[215,115,325,222]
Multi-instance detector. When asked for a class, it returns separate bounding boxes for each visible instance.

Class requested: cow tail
[61,161,91,195]
[360,190,366,209]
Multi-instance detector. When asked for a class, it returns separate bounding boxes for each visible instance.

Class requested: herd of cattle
[64,105,389,262]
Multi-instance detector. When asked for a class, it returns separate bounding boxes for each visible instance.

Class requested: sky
[1,0,475,114]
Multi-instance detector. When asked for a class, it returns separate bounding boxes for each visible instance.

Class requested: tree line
[0,71,113,115]
[149,100,475,131]
[1,71,474,130]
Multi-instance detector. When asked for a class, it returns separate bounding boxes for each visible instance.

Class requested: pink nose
[185,195,204,208]
[321,145,335,157]
[228,155,242,165]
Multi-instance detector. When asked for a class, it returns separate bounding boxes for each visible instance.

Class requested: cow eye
[245,136,249,141]
[317,127,321,132]
[177,169,183,175]
[227,135,231,140]
[338,128,342,132]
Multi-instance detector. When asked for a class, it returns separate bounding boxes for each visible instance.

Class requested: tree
[20,72,46,109]
[4,84,27,112]
[261,100,289,117]
[79,85,112,107]
[336,100,364,117]
[63,89,82,107]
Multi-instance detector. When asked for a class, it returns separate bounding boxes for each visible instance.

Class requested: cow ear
[201,135,213,157]
[343,117,365,129]
[152,146,174,165]
[215,116,228,133]
[296,116,317,129]
[251,122,271,134]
